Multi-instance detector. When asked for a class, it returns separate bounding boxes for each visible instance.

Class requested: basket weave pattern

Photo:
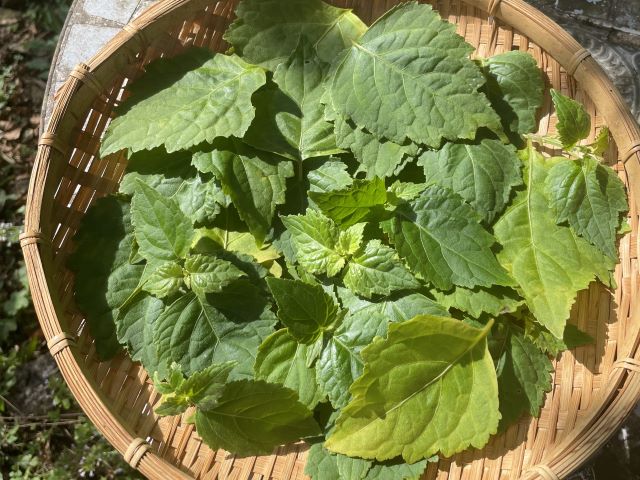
[21,0,640,479]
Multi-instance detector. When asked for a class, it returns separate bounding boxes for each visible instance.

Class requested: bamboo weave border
[21,0,640,479]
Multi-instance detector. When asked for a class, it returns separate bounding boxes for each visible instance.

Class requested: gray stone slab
[82,0,143,25]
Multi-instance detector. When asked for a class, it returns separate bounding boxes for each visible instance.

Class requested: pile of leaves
[69,0,628,477]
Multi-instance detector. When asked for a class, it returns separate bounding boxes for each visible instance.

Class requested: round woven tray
[21,0,640,478]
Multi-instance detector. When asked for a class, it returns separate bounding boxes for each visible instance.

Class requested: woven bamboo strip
[21,0,640,479]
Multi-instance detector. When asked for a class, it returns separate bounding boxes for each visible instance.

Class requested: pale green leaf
[192,228,281,265]
[171,175,224,225]
[432,285,523,318]
[419,140,522,223]
[308,159,353,193]
[254,329,324,408]
[192,139,294,245]
[101,50,266,155]
[244,41,343,160]
[325,316,499,462]
[281,209,345,276]
[344,240,420,298]
[131,181,194,263]
[309,177,388,227]
[155,362,236,416]
[337,223,366,257]
[591,127,610,156]
[69,197,144,359]
[491,321,553,427]
[266,278,343,344]
[142,261,184,298]
[183,254,246,296]
[387,181,428,203]
[482,50,544,134]
[550,89,591,148]
[545,155,627,259]
[224,0,367,69]
[195,380,320,455]
[494,143,613,338]
[389,184,513,290]
[327,2,500,146]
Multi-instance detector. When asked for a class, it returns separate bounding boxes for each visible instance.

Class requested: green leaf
[389,184,513,290]
[318,290,449,409]
[131,181,194,263]
[525,321,593,357]
[304,443,340,480]
[591,126,610,156]
[101,50,266,155]
[337,287,449,320]
[494,144,613,338]
[195,380,320,455]
[336,454,372,480]
[183,254,246,297]
[155,362,236,416]
[309,177,388,227]
[171,175,224,226]
[325,316,499,462]
[118,147,194,197]
[193,228,281,265]
[154,292,274,377]
[545,155,627,260]
[69,197,144,359]
[315,303,388,409]
[308,159,353,193]
[266,278,344,344]
[432,285,523,318]
[419,140,522,223]
[224,0,367,69]
[254,329,324,408]
[491,321,552,428]
[344,240,420,298]
[142,261,184,298]
[115,290,165,374]
[550,89,591,148]
[482,51,544,134]
[364,459,430,480]
[333,114,418,179]
[327,2,500,146]
[387,181,428,203]
[244,41,343,160]
[192,139,294,245]
[281,209,345,276]
[337,223,366,257]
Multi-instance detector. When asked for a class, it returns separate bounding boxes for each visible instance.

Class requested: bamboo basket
[21,0,640,478]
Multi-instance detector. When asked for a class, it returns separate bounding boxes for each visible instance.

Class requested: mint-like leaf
[225,0,366,69]
[325,316,499,462]
[344,240,420,298]
[131,181,194,263]
[267,278,344,344]
[545,155,627,260]
[327,2,500,146]
[101,50,266,155]
[419,140,522,223]
[389,184,512,290]
[195,380,320,456]
[550,89,591,148]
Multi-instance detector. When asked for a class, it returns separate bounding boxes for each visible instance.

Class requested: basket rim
[21,0,640,479]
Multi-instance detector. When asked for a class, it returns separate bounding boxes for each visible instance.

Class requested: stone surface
[82,0,143,25]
